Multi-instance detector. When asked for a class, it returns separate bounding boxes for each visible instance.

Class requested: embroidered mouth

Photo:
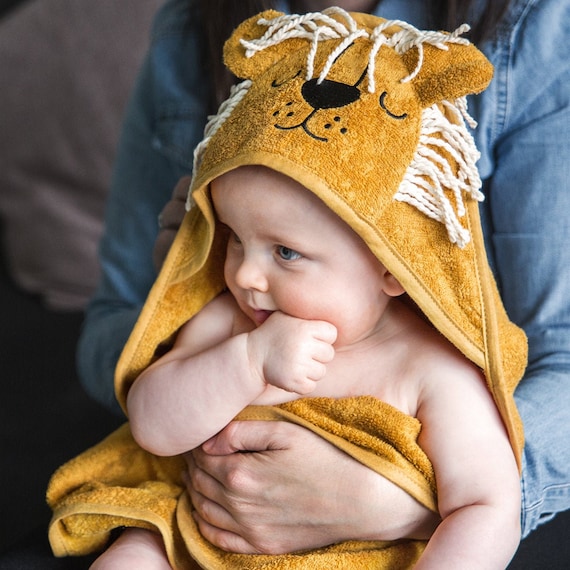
[274,108,329,142]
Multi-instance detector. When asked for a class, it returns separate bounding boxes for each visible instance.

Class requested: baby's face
[211,165,393,347]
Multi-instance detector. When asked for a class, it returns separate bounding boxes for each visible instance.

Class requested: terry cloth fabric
[47,9,527,569]
[48,398,435,568]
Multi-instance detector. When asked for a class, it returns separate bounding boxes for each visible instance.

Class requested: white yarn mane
[395,100,483,247]
[240,7,471,89]
[187,79,252,210]
[190,8,483,247]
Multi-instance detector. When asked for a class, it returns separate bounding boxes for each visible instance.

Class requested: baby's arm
[127,292,336,456]
[415,355,521,569]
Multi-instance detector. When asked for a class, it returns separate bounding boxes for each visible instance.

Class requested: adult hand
[153,176,191,271]
[184,420,439,554]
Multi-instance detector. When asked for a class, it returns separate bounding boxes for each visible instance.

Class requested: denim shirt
[78,0,570,535]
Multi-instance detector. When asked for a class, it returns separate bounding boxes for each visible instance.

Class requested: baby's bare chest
[312,349,421,417]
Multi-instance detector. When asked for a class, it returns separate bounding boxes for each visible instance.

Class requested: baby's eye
[277,245,302,261]
[230,231,242,245]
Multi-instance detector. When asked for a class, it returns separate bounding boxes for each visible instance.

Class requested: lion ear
[404,41,493,107]
[223,10,303,80]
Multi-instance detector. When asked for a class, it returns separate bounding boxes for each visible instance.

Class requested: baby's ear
[223,10,304,80]
[404,41,493,107]
[383,271,406,298]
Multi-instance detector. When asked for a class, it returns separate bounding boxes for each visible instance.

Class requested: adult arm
[77,1,210,413]
[76,55,180,414]
[475,0,570,537]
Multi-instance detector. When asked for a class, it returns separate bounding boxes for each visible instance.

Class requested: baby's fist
[250,313,337,395]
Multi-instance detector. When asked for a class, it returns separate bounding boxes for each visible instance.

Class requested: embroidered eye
[379,91,408,120]
[277,245,302,261]
[271,69,302,88]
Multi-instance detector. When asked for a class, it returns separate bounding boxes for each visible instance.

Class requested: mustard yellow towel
[48,9,527,570]
[114,9,525,464]
[48,397,435,569]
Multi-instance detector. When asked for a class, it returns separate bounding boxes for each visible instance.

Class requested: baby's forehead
[211,165,317,207]
[212,164,370,247]
[213,164,293,184]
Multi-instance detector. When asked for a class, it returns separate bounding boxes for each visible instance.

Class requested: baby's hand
[247,312,337,395]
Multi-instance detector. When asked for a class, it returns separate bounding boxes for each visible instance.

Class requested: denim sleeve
[77,56,177,414]
[77,2,210,413]
[477,0,570,535]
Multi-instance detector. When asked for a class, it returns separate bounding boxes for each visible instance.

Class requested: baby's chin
[333,325,384,352]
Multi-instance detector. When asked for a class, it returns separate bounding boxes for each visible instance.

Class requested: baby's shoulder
[187,290,237,322]
[396,313,484,398]
[414,332,487,413]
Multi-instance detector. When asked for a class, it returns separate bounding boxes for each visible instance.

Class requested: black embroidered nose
[301,78,360,110]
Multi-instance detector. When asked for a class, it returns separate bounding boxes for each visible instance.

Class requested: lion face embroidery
[194,8,493,247]
[271,42,409,143]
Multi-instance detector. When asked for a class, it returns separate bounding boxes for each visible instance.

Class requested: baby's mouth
[252,309,274,325]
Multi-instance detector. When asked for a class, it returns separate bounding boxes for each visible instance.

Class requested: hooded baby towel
[48,9,527,569]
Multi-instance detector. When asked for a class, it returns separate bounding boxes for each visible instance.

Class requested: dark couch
[0,250,122,567]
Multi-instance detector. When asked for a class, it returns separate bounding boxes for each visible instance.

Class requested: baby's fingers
[312,338,336,365]
[305,359,329,383]
[312,321,337,345]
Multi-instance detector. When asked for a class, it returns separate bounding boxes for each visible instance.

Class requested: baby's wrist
[242,330,268,391]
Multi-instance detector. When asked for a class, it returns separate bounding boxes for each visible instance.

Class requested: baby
[48,9,526,570]
[92,164,520,570]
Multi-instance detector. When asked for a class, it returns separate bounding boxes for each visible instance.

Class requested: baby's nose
[235,257,269,292]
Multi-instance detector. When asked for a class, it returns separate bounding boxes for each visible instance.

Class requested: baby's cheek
[281,288,339,326]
